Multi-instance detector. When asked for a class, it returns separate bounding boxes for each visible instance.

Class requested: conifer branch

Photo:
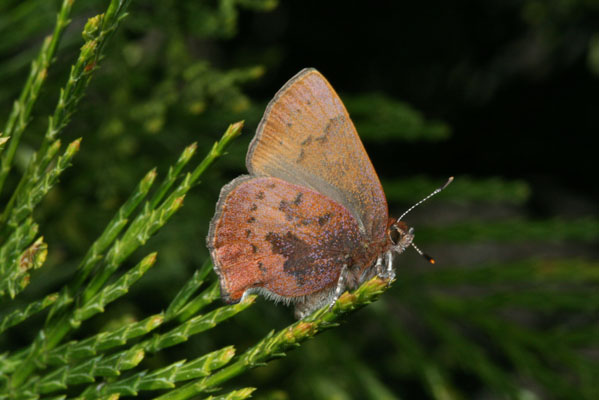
[155,278,390,400]
[0,0,132,239]
[0,0,76,192]
[150,142,198,209]
[0,236,47,299]
[44,314,164,367]
[201,387,256,400]
[81,121,242,305]
[71,252,158,325]
[32,347,145,395]
[3,139,80,232]
[45,166,158,325]
[145,298,255,354]
[0,292,58,335]
[77,346,237,399]
[0,217,38,279]
[165,260,216,321]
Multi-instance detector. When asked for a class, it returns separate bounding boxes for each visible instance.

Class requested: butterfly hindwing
[207,176,370,302]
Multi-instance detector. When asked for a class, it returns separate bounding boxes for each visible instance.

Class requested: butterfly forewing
[246,68,388,241]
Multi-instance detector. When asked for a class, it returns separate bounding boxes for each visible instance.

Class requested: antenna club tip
[440,176,454,190]
[424,254,436,264]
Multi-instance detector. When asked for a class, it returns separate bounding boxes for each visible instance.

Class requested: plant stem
[155,277,390,400]
[0,0,75,193]
[0,0,132,236]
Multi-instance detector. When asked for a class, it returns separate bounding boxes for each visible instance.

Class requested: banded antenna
[397,176,454,222]
[397,176,454,264]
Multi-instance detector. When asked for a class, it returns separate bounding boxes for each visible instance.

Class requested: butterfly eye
[389,225,402,245]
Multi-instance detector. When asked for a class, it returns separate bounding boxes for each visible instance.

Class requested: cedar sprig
[0,0,76,192]
[81,122,242,304]
[200,387,257,400]
[154,277,391,400]
[0,292,58,335]
[0,0,132,235]
[4,123,243,397]
[77,346,237,399]
[0,236,47,299]
[0,218,38,284]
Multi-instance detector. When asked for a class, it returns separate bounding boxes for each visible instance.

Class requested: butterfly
[207,68,451,318]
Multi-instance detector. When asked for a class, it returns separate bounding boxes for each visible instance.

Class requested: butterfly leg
[327,264,349,311]
[294,265,349,319]
[240,289,253,302]
[385,250,395,280]
[374,255,384,276]
[375,251,395,282]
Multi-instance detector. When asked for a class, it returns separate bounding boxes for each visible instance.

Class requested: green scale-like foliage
[0,1,596,400]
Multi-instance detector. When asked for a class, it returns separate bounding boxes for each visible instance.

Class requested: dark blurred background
[0,1,597,399]
[234,1,598,199]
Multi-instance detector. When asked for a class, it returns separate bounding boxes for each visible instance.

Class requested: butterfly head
[387,220,414,255]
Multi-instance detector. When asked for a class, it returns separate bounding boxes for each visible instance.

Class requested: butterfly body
[207,68,415,318]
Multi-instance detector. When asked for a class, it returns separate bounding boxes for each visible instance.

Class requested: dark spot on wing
[279,192,308,222]
[257,262,265,272]
[265,228,364,288]
[247,216,256,223]
[245,229,252,238]
[318,213,331,226]
[326,115,345,133]
[265,231,313,285]
[315,134,328,144]
[278,199,295,221]
[278,200,286,211]
[256,191,264,200]
[250,203,258,211]
[251,244,258,253]
[301,136,313,146]
[317,115,346,144]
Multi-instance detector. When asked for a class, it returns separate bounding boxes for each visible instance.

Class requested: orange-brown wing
[246,68,388,241]
[207,176,368,302]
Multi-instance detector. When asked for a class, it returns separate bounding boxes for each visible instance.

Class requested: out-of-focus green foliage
[344,94,451,141]
[0,1,596,400]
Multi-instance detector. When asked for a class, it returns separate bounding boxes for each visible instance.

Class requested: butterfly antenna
[397,176,454,222]
[411,242,435,264]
